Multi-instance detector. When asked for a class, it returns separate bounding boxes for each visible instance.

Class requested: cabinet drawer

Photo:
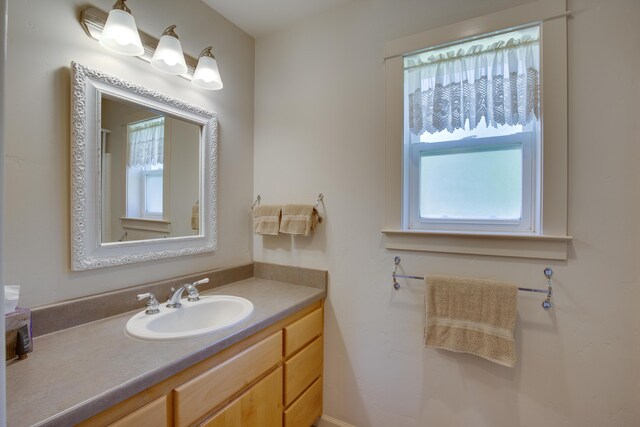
[201,366,283,427]
[109,396,167,427]
[284,336,323,406]
[283,377,322,427]
[284,308,322,357]
[174,331,283,427]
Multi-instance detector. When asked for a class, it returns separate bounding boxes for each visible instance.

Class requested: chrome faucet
[136,292,160,315]
[166,278,209,308]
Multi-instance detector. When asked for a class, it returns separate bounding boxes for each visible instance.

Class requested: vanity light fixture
[192,47,223,90]
[99,0,144,56]
[80,5,223,89]
[151,25,188,75]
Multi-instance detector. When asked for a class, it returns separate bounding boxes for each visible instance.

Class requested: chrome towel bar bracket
[392,256,554,310]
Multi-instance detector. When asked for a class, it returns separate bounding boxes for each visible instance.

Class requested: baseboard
[314,414,357,427]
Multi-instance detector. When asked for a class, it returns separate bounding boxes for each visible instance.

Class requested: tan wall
[254,0,640,425]
[167,117,200,237]
[4,0,255,306]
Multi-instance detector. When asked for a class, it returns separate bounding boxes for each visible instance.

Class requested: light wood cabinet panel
[239,366,283,427]
[284,308,322,357]
[284,336,323,406]
[109,396,167,427]
[174,331,283,427]
[283,377,322,427]
[201,367,283,427]
[200,398,241,427]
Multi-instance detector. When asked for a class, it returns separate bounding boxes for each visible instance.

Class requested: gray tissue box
[5,307,32,361]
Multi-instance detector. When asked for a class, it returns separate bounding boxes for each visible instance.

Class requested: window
[126,117,165,219]
[383,0,571,259]
[143,168,163,218]
[404,26,540,233]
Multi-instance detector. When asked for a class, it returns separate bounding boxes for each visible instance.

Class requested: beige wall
[4,0,254,306]
[254,0,640,425]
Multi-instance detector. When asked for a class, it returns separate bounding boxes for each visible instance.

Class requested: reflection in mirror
[100,97,201,243]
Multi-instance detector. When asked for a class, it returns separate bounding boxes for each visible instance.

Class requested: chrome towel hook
[251,195,261,209]
[542,267,553,310]
[315,193,324,223]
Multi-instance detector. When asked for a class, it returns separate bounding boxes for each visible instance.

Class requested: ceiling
[201,0,353,38]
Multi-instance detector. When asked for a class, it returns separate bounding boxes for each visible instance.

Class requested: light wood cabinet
[174,332,282,427]
[108,396,168,427]
[284,377,323,427]
[83,300,323,427]
[284,336,323,406]
[284,307,323,357]
[283,307,323,425]
[201,366,283,427]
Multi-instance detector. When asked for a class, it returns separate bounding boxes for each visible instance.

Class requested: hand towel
[279,204,319,236]
[253,205,282,235]
[191,201,199,231]
[425,275,518,367]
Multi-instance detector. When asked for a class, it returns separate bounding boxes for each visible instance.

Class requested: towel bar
[392,256,554,310]
[251,193,325,223]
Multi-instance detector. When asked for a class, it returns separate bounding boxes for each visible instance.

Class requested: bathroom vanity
[85,302,323,427]
[6,264,326,427]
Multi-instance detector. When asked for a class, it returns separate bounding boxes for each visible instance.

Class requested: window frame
[124,116,172,222]
[409,131,536,233]
[383,0,571,260]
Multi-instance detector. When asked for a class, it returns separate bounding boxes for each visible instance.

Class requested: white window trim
[383,0,572,260]
[409,132,535,233]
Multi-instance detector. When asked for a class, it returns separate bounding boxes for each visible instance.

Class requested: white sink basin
[125,295,253,341]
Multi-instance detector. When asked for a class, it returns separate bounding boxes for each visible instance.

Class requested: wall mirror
[71,62,217,271]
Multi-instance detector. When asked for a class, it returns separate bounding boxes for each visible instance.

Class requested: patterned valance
[128,117,165,168]
[405,33,540,136]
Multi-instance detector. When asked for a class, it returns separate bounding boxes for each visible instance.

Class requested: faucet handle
[193,278,209,287]
[186,278,209,302]
[136,293,160,315]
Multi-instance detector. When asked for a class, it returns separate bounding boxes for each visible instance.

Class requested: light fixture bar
[80,7,198,80]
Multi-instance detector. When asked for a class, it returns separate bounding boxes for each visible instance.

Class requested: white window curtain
[128,117,165,167]
[405,29,540,136]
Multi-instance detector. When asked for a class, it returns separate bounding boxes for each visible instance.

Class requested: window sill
[381,229,572,260]
[120,217,171,233]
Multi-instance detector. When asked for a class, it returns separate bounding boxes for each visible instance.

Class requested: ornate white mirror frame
[70,62,217,271]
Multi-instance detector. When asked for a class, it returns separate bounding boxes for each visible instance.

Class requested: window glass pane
[420,145,522,220]
[145,173,163,214]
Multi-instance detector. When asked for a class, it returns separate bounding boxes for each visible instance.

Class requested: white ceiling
[201,0,353,38]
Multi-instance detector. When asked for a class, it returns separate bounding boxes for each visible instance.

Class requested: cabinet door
[201,366,283,427]
[109,396,168,427]
[175,332,282,426]
[200,399,241,427]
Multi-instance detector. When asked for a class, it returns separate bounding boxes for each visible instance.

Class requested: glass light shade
[192,56,223,90]
[99,9,144,56]
[151,35,188,75]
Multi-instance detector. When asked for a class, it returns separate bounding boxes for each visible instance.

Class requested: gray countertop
[6,278,325,427]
